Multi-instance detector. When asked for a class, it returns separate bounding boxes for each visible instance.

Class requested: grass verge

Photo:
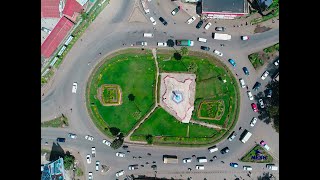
[41,115,68,128]
[240,145,273,163]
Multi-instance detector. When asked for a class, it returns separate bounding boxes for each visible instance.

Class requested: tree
[63,154,75,170]
[111,138,124,150]
[146,134,153,144]
[128,94,135,101]
[167,39,175,47]
[173,52,182,60]
[109,127,120,136]
[180,47,189,55]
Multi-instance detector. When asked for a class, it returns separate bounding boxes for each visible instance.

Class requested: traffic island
[240,145,273,163]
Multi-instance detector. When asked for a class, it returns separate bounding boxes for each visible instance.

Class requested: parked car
[242,67,249,75]
[151,165,157,170]
[200,46,210,51]
[102,139,111,146]
[95,161,100,171]
[86,154,91,164]
[157,42,167,46]
[195,165,204,170]
[230,162,238,168]
[88,172,93,180]
[72,82,77,93]
[68,133,77,139]
[171,6,180,15]
[136,41,147,46]
[266,164,278,170]
[241,36,249,40]
[183,158,192,163]
[116,170,125,177]
[247,91,254,100]
[196,20,204,29]
[91,147,96,157]
[204,22,212,30]
[261,71,269,80]
[128,164,139,170]
[186,16,196,24]
[239,78,246,88]
[213,49,223,56]
[228,59,236,67]
[116,152,125,157]
[274,59,279,66]
[228,131,237,141]
[258,99,265,108]
[253,82,262,91]
[85,135,94,141]
[149,17,156,25]
[251,103,258,112]
[220,147,230,154]
[266,89,273,98]
[215,27,225,31]
[243,166,253,171]
[250,117,257,127]
[260,140,271,151]
[159,17,168,26]
[213,156,217,159]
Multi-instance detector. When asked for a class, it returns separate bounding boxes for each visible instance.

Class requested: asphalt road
[41,0,279,179]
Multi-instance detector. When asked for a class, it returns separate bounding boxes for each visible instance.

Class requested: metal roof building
[41,0,62,18]
[63,0,83,22]
[201,0,249,19]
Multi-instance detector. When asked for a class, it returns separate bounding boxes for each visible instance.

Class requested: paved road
[41,0,279,179]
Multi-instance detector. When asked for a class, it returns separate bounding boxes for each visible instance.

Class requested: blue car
[230,162,238,168]
[228,59,236,67]
[243,67,249,75]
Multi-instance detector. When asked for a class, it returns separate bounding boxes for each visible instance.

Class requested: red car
[251,103,258,112]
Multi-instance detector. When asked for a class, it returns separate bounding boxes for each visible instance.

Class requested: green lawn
[240,145,273,163]
[88,53,156,135]
[41,115,68,128]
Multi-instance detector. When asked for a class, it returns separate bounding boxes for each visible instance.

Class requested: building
[201,0,249,19]
[257,0,273,11]
[63,0,84,22]
[41,0,65,18]
[41,158,65,180]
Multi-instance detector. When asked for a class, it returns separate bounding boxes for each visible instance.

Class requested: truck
[176,39,194,46]
[163,155,178,164]
[212,33,232,40]
[240,130,252,143]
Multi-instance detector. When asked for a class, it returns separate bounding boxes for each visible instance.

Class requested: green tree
[111,138,124,149]
[75,167,83,176]
[109,127,120,136]
[146,134,153,144]
[63,154,75,170]
[180,47,189,55]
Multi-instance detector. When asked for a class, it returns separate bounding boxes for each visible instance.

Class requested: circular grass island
[86,49,240,146]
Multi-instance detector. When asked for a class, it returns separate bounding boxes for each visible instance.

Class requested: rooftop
[63,0,83,19]
[41,0,61,18]
[202,0,247,14]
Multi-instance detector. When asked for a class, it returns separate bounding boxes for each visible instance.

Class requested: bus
[176,40,194,46]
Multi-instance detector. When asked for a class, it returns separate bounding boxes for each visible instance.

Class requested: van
[197,157,207,163]
[208,145,218,153]
[266,164,278,171]
[197,37,207,43]
[143,33,154,38]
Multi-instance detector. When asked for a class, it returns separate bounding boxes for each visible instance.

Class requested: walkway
[189,120,223,130]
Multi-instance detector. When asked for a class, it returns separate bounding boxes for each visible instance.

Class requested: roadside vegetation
[41,115,68,128]
[248,43,279,69]
[240,145,273,163]
[251,0,279,25]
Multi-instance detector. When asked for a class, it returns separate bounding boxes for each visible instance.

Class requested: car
[213,156,217,159]
[56,137,66,142]
[260,140,271,151]
[266,89,273,98]
[228,131,237,141]
[241,36,249,40]
[251,103,258,112]
[122,145,129,149]
[261,71,269,80]
[157,42,167,47]
[149,17,156,25]
[213,49,223,56]
[95,161,100,171]
[136,41,147,46]
[239,78,246,88]
[88,172,93,180]
[68,133,77,139]
[116,152,125,157]
[247,91,254,100]
[183,158,192,163]
[128,164,138,170]
[116,170,125,177]
[252,82,261,91]
[258,99,265,108]
[72,82,77,93]
[200,46,210,51]
[242,67,249,75]
[196,20,204,29]
[215,27,225,31]
[228,59,236,67]
[220,147,230,154]
[243,166,253,171]
[266,164,278,170]
[159,17,168,26]
[195,165,204,170]
[186,16,196,24]
[92,147,96,157]
[274,59,279,66]
[204,22,212,30]
[230,162,239,168]
[85,135,94,141]
[151,165,157,170]
[171,6,180,15]
[86,154,91,164]
[250,117,257,127]
[102,139,111,146]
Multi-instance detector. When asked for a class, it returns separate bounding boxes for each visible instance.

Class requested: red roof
[63,0,83,18]
[41,17,74,58]
[41,0,61,18]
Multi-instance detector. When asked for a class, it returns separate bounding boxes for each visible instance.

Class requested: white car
[228,131,237,141]
[261,71,269,80]
[157,42,167,46]
[213,50,223,57]
[92,147,96,157]
[116,152,125,157]
[250,117,257,127]
[88,172,93,180]
[195,165,204,170]
[95,161,100,171]
[68,133,77,139]
[149,17,156,25]
[274,59,279,66]
[72,82,77,93]
[85,135,94,141]
[204,22,212,30]
[128,165,138,170]
[102,139,111,146]
[258,99,265,108]
[243,166,253,171]
[116,170,125,177]
[86,154,91,164]
[241,36,249,40]
[186,16,196,24]
[247,91,254,100]
[183,158,192,163]
[239,78,246,88]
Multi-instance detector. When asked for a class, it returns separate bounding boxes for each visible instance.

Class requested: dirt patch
[254,25,272,33]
